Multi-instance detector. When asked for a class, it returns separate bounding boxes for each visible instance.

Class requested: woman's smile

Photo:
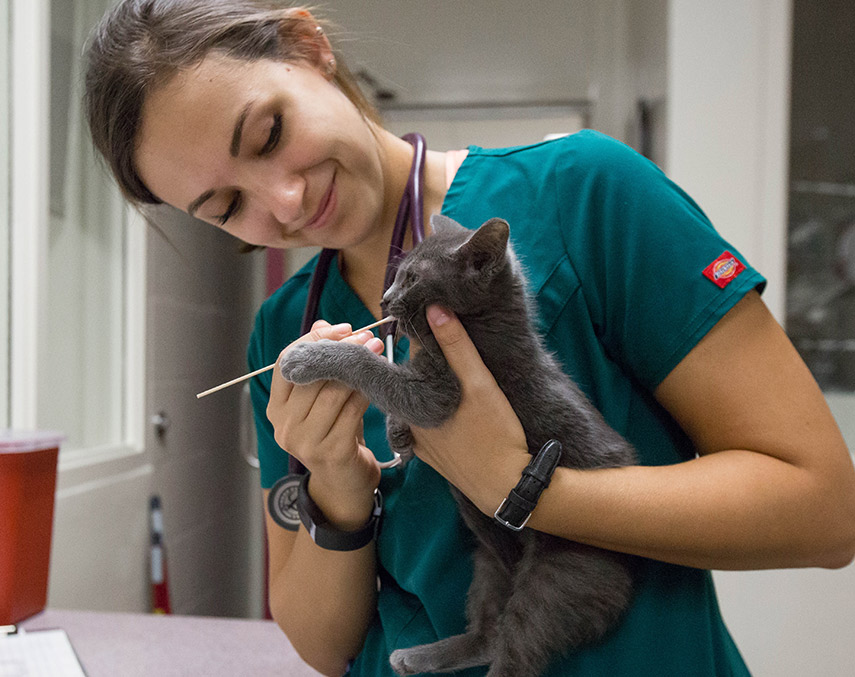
[299,170,337,234]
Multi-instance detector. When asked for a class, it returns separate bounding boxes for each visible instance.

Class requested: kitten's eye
[259,114,282,156]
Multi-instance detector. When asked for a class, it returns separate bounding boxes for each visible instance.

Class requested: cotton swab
[195,316,395,399]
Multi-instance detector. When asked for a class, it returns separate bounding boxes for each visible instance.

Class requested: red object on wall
[149,495,172,615]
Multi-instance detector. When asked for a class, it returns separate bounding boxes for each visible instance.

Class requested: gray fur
[280,215,637,677]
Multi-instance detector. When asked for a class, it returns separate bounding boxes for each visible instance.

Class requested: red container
[0,430,64,624]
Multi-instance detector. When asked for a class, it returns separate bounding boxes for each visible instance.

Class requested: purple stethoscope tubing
[291,133,427,474]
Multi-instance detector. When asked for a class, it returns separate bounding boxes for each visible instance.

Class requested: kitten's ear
[458,218,510,272]
[430,214,465,235]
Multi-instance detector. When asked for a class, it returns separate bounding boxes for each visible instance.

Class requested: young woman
[85,1,855,675]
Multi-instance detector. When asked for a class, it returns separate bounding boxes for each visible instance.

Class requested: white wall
[668,2,855,675]
[666,0,791,323]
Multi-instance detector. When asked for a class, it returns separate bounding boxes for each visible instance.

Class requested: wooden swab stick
[196,316,395,399]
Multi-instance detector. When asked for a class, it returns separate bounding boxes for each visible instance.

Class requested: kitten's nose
[382,284,396,305]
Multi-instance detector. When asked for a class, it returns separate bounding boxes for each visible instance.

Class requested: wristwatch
[297,472,383,551]
[267,474,303,531]
[494,439,563,531]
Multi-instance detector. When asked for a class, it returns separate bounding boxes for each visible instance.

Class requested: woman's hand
[410,306,531,515]
[267,319,385,529]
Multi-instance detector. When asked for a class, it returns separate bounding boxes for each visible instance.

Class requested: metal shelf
[791,180,855,198]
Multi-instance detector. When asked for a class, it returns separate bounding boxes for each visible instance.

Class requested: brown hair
[84,0,379,206]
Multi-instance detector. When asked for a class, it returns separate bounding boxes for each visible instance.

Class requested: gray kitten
[280,216,637,677]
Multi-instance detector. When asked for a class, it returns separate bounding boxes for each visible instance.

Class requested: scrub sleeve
[249,130,764,676]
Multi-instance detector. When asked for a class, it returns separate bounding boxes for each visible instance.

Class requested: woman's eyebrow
[230,102,253,157]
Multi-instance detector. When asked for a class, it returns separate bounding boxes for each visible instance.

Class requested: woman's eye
[259,114,282,156]
[217,193,242,226]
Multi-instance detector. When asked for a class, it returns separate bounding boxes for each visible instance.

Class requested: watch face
[268,474,302,531]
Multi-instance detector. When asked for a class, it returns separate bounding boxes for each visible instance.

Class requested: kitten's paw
[389,647,432,676]
[278,341,333,384]
[391,633,491,675]
[386,422,415,465]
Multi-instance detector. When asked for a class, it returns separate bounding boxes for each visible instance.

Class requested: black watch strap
[494,439,562,531]
[297,472,382,551]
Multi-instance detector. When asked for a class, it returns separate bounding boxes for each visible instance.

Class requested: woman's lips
[302,174,336,233]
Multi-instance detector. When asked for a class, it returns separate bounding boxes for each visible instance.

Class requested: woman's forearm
[264,491,378,677]
[519,448,855,571]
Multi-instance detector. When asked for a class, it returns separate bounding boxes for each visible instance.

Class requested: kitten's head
[382,215,513,345]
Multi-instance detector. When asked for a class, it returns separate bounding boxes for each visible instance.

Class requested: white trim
[58,442,145,473]
[55,462,154,500]
[10,0,49,428]
[755,1,792,325]
[124,207,148,449]
[0,0,10,427]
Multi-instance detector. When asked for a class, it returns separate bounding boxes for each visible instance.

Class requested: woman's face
[135,53,388,249]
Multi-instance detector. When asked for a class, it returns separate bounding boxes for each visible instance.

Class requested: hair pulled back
[85,0,378,205]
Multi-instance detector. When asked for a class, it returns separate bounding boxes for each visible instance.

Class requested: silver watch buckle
[493,498,530,532]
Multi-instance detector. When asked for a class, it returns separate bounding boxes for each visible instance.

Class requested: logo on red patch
[703,251,746,288]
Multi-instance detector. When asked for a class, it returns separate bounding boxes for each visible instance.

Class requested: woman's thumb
[426,305,484,379]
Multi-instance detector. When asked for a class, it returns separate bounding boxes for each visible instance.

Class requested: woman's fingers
[267,317,383,469]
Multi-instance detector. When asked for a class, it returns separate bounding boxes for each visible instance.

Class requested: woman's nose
[254,171,306,225]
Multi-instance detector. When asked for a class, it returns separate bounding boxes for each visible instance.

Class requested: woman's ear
[282,9,336,79]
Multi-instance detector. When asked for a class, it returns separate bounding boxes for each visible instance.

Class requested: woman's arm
[413,296,855,571]
[263,489,376,677]
[263,322,385,676]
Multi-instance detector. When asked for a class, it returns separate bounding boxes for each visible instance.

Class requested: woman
[85,1,855,675]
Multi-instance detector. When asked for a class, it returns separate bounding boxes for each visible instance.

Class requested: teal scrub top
[248,130,765,676]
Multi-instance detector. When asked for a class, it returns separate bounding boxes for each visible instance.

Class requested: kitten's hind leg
[487,541,633,677]
[389,547,511,675]
[385,418,415,465]
[390,633,491,676]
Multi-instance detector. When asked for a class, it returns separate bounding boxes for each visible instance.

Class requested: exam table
[21,608,322,676]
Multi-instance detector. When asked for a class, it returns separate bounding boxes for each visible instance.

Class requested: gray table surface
[21,609,322,676]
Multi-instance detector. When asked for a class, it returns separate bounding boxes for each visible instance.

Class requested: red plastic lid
[0,430,66,453]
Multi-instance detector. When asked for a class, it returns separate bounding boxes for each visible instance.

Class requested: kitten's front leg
[279,340,459,427]
[279,340,374,386]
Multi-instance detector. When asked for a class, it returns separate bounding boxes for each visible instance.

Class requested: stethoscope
[290,133,426,475]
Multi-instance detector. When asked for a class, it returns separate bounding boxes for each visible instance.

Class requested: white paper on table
[0,628,86,676]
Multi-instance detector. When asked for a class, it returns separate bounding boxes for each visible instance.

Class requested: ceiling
[319,0,609,108]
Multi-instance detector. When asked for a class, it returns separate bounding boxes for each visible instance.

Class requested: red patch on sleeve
[702,251,746,289]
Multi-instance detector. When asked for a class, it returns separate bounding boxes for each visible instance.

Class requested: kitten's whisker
[407,314,440,361]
